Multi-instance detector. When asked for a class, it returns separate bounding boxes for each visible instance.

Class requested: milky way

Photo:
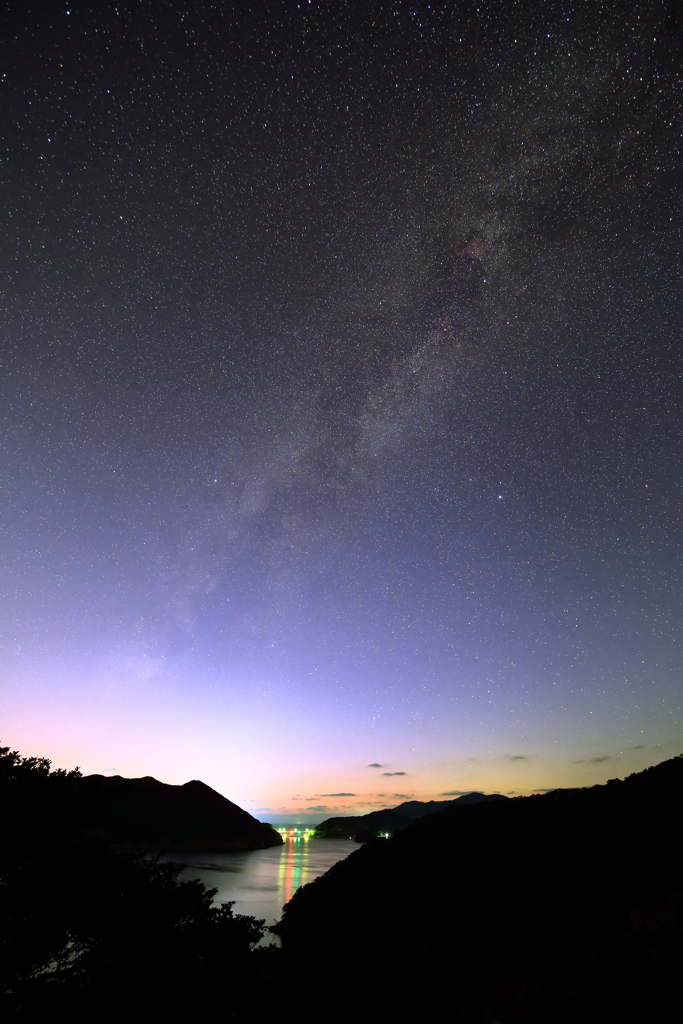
[1,0,681,819]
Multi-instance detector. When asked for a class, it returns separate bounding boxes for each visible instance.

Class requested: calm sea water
[162,837,358,943]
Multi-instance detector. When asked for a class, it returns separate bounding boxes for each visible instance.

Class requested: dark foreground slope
[315,791,508,839]
[276,757,683,1022]
[0,746,279,1022]
[75,773,282,850]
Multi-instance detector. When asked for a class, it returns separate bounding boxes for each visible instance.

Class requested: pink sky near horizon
[3,649,674,822]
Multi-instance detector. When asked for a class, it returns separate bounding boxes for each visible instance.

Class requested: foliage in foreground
[0,745,277,1021]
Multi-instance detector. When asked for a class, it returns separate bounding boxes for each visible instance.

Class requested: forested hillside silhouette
[315,791,508,840]
[0,745,277,1021]
[70,772,282,850]
[276,756,683,1022]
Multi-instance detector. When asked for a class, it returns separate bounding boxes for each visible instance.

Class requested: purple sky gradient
[1,0,681,821]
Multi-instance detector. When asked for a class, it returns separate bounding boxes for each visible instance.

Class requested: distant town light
[275,826,316,840]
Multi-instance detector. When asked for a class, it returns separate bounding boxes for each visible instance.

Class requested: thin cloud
[319,792,356,797]
[383,771,407,776]
[510,755,527,760]
[368,763,385,768]
[392,793,413,799]
[440,790,473,796]
[633,745,645,749]
[532,787,563,793]
[575,756,611,763]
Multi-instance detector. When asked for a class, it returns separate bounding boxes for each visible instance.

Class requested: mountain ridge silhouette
[314,790,508,839]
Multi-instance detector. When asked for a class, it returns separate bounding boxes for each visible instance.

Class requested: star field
[1,0,682,819]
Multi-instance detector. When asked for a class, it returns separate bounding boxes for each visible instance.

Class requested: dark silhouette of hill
[0,745,279,1022]
[0,751,281,853]
[314,791,508,839]
[74,773,282,850]
[396,791,509,818]
[276,757,683,1022]
[314,807,412,839]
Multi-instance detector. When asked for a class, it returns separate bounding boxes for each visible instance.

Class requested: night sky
[1,0,681,822]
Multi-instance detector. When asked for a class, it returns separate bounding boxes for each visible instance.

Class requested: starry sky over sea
[1,0,681,821]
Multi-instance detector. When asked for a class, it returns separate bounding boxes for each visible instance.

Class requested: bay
[162,836,358,944]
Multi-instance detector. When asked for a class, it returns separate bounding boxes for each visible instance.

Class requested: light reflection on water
[278,835,309,905]
[162,837,357,944]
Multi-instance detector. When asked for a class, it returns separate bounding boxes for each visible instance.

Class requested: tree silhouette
[0,745,276,1021]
